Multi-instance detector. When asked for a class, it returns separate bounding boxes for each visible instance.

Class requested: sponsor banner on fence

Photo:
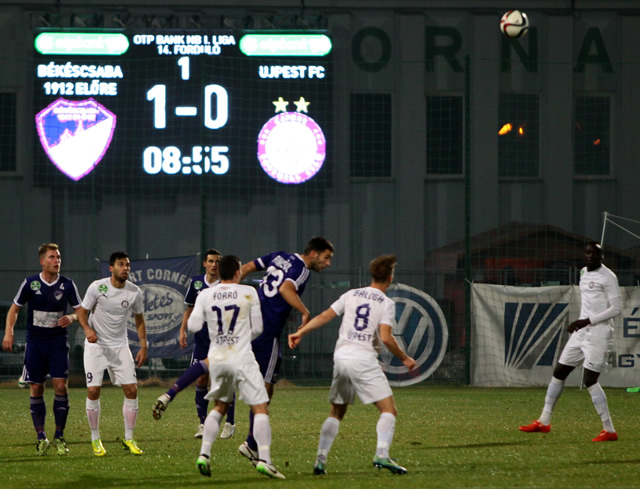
[385,284,448,386]
[472,284,640,387]
[100,255,199,358]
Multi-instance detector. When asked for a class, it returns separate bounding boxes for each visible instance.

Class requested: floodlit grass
[0,383,638,488]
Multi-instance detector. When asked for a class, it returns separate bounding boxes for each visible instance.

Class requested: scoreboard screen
[33,30,332,187]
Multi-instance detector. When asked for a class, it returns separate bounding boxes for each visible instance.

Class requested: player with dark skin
[520,241,621,441]
[556,243,604,387]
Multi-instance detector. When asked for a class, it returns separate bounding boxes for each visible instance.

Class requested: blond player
[288,254,416,475]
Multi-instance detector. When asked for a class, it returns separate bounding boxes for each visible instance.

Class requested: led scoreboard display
[33,30,332,186]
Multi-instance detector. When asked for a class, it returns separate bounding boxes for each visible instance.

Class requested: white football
[500,10,529,39]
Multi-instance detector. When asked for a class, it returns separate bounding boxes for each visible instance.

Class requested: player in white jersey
[520,242,622,441]
[188,255,285,480]
[288,254,416,475]
[76,251,148,456]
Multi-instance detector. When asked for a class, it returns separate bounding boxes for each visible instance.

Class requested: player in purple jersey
[2,243,82,456]
[237,236,334,466]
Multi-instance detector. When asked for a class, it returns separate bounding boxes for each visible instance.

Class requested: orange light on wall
[499,123,513,135]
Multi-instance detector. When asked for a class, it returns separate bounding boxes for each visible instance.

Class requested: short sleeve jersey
[579,264,621,327]
[81,277,144,347]
[331,286,397,362]
[190,283,262,363]
[13,273,82,340]
[184,274,220,344]
[253,251,310,340]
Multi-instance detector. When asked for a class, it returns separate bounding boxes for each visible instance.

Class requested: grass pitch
[0,383,638,488]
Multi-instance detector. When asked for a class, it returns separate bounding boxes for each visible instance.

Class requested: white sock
[539,377,564,425]
[588,383,615,433]
[86,398,101,441]
[123,398,138,440]
[376,412,396,459]
[200,410,222,458]
[316,417,340,463]
[253,413,272,464]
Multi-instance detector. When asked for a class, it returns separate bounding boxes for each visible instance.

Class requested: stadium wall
[1,1,640,384]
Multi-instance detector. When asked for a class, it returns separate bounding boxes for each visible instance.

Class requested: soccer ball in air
[500,10,529,39]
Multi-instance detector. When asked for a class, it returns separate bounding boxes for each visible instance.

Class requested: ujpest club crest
[35,97,117,181]
[257,96,326,184]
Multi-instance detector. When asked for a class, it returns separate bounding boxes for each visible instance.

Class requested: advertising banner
[472,284,640,387]
[100,255,198,358]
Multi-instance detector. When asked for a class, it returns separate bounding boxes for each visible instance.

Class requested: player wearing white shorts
[519,242,622,441]
[188,255,285,480]
[289,254,416,475]
[77,251,148,456]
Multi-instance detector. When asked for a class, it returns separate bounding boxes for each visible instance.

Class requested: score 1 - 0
[143,56,230,176]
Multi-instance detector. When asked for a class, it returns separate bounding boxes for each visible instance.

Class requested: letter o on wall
[352,26,391,72]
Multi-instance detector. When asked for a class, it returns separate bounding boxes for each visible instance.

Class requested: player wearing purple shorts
[237,236,334,465]
[2,243,82,456]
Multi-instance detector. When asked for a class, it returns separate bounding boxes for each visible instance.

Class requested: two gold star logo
[272,97,310,113]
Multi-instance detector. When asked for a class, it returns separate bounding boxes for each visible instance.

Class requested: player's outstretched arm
[240,261,257,281]
[280,280,311,325]
[288,307,337,349]
[379,323,417,371]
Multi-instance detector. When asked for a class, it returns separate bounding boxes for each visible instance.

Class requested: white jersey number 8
[354,303,370,331]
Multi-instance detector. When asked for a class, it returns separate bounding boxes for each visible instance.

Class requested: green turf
[0,384,638,488]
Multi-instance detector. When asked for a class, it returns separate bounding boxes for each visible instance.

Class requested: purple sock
[53,394,69,439]
[167,360,209,400]
[195,385,209,424]
[30,396,46,439]
[246,409,257,450]
[226,393,236,425]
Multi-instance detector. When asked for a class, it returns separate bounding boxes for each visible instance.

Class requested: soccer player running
[76,251,148,456]
[2,243,82,456]
[519,241,621,441]
[237,236,334,465]
[177,249,236,439]
[288,254,416,475]
[189,255,285,479]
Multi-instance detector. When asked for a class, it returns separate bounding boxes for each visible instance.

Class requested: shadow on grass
[49,473,275,488]
[420,441,530,450]
[577,458,640,466]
